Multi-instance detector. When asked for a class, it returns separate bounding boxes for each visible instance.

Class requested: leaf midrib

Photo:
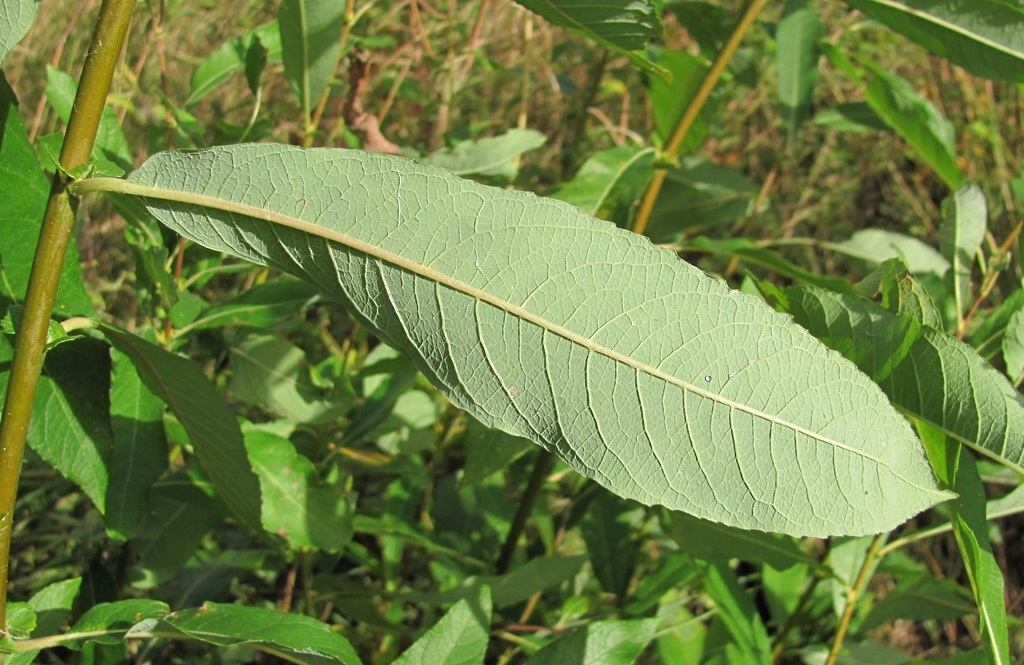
[81,177,901,472]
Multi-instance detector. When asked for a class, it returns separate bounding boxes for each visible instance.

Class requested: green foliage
[1,0,1023,663]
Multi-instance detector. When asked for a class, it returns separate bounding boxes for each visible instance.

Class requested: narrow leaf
[938,184,987,321]
[66,599,169,647]
[646,158,761,241]
[0,0,38,65]
[527,618,660,665]
[392,586,492,665]
[700,562,772,665]
[89,144,949,537]
[461,417,533,487]
[179,278,320,333]
[839,228,949,277]
[277,0,345,120]
[45,65,132,171]
[98,324,262,531]
[1002,310,1024,382]
[668,511,811,571]
[918,426,1010,664]
[846,0,1024,83]
[553,145,654,221]
[515,0,663,75]
[105,347,168,540]
[777,0,822,140]
[158,602,363,664]
[773,285,1024,472]
[860,61,965,189]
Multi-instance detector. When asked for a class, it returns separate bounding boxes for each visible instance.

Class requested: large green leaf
[78,144,950,537]
[0,0,38,65]
[777,0,822,140]
[277,0,345,121]
[846,0,1024,83]
[772,285,1024,473]
[515,0,663,74]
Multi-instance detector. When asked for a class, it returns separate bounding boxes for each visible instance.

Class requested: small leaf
[98,144,949,536]
[187,21,283,105]
[812,101,888,132]
[65,599,169,647]
[0,0,38,65]
[393,586,492,665]
[846,0,1024,83]
[180,278,320,333]
[553,145,654,221]
[278,0,345,120]
[777,0,822,140]
[245,427,354,552]
[649,50,713,153]
[839,228,949,277]
[581,491,641,597]
[45,65,132,171]
[685,236,854,293]
[98,324,262,531]
[938,184,987,321]
[425,129,546,178]
[6,579,83,665]
[158,602,363,664]
[527,618,660,665]
[1001,310,1024,382]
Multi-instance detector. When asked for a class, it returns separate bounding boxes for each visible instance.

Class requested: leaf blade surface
[105,144,947,536]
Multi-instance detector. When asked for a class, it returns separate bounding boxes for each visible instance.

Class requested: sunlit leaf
[278,0,344,120]
[777,0,822,140]
[392,586,491,665]
[80,144,951,537]
[0,0,38,65]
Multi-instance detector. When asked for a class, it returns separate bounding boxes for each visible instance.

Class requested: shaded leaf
[668,511,812,571]
[581,490,641,597]
[179,278,320,333]
[812,101,888,132]
[105,347,168,540]
[528,618,660,665]
[861,575,974,630]
[94,143,949,536]
[45,65,132,171]
[65,599,169,647]
[230,332,351,424]
[461,416,533,487]
[686,236,854,293]
[646,158,761,241]
[98,324,262,531]
[855,258,943,330]
[392,586,492,665]
[777,0,822,140]
[700,562,772,665]
[846,0,1024,83]
[425,129,546,178]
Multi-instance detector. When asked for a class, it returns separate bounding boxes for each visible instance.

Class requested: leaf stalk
[0,0,136,631]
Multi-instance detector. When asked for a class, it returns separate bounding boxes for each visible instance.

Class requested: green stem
[0,0,136,632]
[496,449,555,574]
[825,534,883,665]
[631,0,769,236]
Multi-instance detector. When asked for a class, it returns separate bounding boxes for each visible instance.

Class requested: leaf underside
[120,144,947,537]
